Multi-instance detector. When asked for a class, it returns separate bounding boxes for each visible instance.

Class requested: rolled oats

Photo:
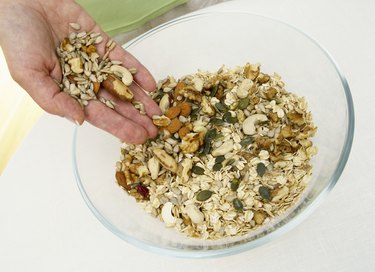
[115,63,317,239]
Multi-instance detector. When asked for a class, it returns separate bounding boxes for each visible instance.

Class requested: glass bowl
[72,11,354,258]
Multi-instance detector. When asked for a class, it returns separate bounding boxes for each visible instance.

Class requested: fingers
[130,83,162,118]
[98,89,159,139]
[16,69,85,124]
[84,99,150,144]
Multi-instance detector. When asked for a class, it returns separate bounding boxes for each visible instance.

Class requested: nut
[236,79,253,98]
[178,126,190,138]
[184,204,204,224]
[201,96,215,116]
[272,186,289,202]
[179,102,192,117]
[166,118,182,134]
[165,106,181,119]
[68,57,83,74]
[110,65,133,86]
[62,38,74,52]
[159,94,170,113]
[257,73,270,84]
[265,87,277,100]
[254,211,266,225]
[153,148,178,173]
[242,114,268,135]
[211,139,234,156]
[180,133,201,154]
[152,115,171,127]
[147,157,160,180]
[102,74,134,101]
[115,171,130,190]
[179,158,193,183]
[244,62,260,80]
[136,165,149,177]
[180,88,202,103]
[174,81,186,97]
[161,202,177,226]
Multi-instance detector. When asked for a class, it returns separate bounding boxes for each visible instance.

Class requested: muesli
[115,63,317,239]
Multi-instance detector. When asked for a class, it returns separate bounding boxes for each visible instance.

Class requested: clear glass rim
[72,11,355,258]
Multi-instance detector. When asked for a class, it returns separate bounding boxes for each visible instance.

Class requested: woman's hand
[0,0,161,143]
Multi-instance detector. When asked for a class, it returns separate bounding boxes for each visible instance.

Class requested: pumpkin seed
[226,158,236,166]
[223,112,238,124]
[215,102,227,112]
[215,155,225,164]
[196,190,213,201]
[237,97,250,110]
[205,128,217,142]
[259,185,271,201]
[233,198,244,211]
[230,178,240,191]
[192,165,205,175]
[201,140,211,155]
[210,85,218,97]
[190,108,200,121]
[240,137,253,147]
[256,163,267,177]
[210,118,224,126]
[213,163,222,171]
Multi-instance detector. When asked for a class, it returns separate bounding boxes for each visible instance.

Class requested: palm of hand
[0,0,160,143]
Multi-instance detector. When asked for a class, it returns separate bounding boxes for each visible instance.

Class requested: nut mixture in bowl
[115,63,317,240]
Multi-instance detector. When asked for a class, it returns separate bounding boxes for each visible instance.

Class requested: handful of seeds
[56,23,140,111]
[116,63,318,239]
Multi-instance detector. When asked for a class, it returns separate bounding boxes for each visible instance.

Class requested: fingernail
[67,117,80,126]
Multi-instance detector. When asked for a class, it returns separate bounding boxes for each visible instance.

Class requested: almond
[115,171,130,190]
[165,106,181,119]
[179,102,192,117]
[166,118,182,134]
[178,126,190,138]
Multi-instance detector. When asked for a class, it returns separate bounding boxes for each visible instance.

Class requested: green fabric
[77,0,187,36]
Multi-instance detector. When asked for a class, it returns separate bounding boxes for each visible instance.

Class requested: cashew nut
[110,65,133,86]
[212,140,234,156]
[161,202,176,226]
[184,204,204,224]
[242,114,268,135]
[147,157,160,180]
[236,79,253,98]
[159,94,170,114]
[180,158,193,183]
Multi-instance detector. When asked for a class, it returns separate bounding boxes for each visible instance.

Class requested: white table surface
[1,0,374,271]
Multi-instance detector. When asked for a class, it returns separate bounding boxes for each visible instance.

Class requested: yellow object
[0,47,43,175]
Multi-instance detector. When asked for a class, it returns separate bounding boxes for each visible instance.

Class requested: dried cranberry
[136,184,150,199]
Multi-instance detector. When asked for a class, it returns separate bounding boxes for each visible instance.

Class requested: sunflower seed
[69,23,81,30]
